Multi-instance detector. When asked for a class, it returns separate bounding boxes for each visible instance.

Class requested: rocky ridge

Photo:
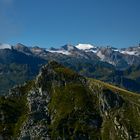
[0,61,140,139]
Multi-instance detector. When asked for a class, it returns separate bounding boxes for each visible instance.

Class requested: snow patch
[113,49,119,52]
[47,50,71,55]
[85,50,97,53]
[0,44,11,49]
[120,50,138,56]
[76,44,95,50]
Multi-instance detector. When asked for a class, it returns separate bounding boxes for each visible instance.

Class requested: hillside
[0,61,140,140]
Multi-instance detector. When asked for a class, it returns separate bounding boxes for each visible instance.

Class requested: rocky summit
[0,61,140,140]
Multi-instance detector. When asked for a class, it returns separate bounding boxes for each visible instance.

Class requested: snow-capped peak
[0,44,11,49]
[75,44,95,50]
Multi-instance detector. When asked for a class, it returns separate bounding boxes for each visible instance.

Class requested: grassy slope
[0,80,35,138]
[88,78,140,140]
[45,63,102,139]
[89,78,140,103]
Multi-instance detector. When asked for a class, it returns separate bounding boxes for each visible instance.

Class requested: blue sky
[0,0,140,48]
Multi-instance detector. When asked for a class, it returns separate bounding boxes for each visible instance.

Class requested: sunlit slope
[88,78,140,140]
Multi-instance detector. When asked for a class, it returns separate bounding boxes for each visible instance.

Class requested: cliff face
[0,61,140,140]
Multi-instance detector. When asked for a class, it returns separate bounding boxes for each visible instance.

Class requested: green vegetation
[88,78,140,140]
[89,78,140,102]
[48,83,101,139]
[54,67,77,79]
[0,80,34,138]
[0,95,28,137]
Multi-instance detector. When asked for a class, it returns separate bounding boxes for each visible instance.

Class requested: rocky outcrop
[99,89,124,114]
[19,88,50,140]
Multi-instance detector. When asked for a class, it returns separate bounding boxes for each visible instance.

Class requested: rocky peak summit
[36,61,86,91]
[13,43,32,55]
[60,44,78,51]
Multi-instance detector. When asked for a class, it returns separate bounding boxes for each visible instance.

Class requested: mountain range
[1,43,140,94]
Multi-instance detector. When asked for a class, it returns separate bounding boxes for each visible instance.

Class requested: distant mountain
[96,47,140,69]
[0,61,140,139]
[121,44,140,56]
[2,43,139,69]
[1,43,140,94]
[47,43,140,69]
[0,46,46,94]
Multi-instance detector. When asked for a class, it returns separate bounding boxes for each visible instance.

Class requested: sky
[0,0,140,48]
